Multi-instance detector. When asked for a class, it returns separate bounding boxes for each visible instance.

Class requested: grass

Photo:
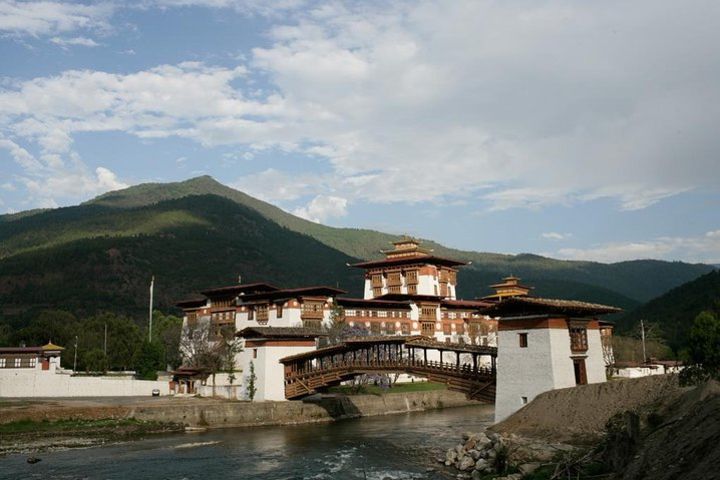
[0,418,171,436]
[328,381,447,395]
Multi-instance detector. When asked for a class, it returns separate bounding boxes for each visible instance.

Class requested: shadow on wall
[300,394,364,420]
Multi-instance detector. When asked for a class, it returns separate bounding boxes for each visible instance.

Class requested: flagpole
[149,275,154,342]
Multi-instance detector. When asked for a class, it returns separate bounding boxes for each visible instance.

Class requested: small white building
[237,327,324,401]
[490,297,620,423]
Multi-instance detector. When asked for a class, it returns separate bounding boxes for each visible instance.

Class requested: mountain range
[0,176,714,334]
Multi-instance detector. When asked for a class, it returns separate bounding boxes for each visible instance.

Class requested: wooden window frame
[518,333,528,348]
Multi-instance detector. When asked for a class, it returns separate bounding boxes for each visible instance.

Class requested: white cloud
[50,36,100,47]
[231,168,323,203]
[1,0,720,214]
[0,1,113,37]
[553,230,720,263]
[293,195,348,223]
[541,232,571,241]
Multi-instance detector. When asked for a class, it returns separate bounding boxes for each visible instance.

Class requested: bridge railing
[284,356,495,381]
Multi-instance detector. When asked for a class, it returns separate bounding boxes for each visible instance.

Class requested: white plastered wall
[495,328,557,423]
[0,369,170,397]
[239,344,317,402]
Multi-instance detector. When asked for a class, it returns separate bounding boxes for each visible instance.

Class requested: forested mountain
[617,270,720,353]
[0,176,713,331]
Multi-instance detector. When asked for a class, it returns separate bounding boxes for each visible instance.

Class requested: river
[0,404,493,480]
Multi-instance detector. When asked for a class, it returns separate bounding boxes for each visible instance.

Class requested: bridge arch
[280,336,497,402]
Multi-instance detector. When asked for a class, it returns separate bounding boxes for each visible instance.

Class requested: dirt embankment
[490,375,684,444]
[489,374,720,480]
[609,380,720,480]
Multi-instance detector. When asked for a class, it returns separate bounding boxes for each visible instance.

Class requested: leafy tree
[133,340,165,380]
[246,361,257,401]
[151,310,183,369]
[680,311,720,385]
[217,326,242,385]
[83,348,108,374]
[324,304,347,345]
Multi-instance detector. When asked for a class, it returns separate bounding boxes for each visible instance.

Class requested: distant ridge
[617,269,720,352]
[0,176,713,325]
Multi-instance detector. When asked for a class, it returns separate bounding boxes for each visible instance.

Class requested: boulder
[457,456,476,471]
[518,463,541,476]
[446,448,458,463]
[473,458,489,472]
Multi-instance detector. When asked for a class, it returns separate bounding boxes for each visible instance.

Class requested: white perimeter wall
[0,370,170,397]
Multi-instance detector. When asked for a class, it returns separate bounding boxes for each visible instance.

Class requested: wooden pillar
[491,355,496,373]
[423,348,428,365]
[456,351,460,369]
[472,353,477,372]
[439,349,443,365]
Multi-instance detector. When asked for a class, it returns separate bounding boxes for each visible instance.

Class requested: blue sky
[1,1,719,263]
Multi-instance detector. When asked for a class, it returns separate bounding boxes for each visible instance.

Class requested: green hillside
[30,176,714,303]
[0,195,364,321]
[617,269,720,353]
[0,175,713,330]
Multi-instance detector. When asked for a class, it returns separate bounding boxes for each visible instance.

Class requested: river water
[0,404,493,480]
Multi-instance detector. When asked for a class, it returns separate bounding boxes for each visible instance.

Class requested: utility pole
[641,319,647,363]
[73,335,78,372]
[148,276,154,343]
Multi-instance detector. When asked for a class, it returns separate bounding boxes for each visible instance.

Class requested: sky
[0,0,719,264]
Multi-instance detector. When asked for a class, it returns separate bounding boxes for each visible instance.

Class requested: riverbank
[0,389,481,454]
[443,375,720,480]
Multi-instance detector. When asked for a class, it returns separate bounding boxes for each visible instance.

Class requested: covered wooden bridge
[280,336,497,402]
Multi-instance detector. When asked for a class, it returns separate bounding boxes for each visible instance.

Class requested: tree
[217,326,242,385]
[151,310,183,369]
[179,318,213,368]
[133,340,165,380]
[324,304,346,345]
[680,311,720,385]
[246,361,257,401]
[83,348,108,374]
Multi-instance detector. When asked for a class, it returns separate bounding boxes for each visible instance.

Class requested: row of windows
[344,310,409,319]
[0,357,37,368]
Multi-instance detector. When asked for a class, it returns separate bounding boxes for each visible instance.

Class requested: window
[370,322,381,334]
[30,357,37,367]
[276,304,283,318]
[253,349,258,359]
[443,323,452,335]
[14,358,21,368]
[401,323,410,335]
[518,333,528,348]
[0,358,5,368]
[569,327,588,352]
[248,308,254,320]
[521,396,528,405]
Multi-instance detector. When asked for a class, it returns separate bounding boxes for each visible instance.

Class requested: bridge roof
[279,335,497,363]
[405,338,497,355]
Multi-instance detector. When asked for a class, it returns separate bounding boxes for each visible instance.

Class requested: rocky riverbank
[443,376,720,480]
[441,431,577,479]
[0,418,184,455]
